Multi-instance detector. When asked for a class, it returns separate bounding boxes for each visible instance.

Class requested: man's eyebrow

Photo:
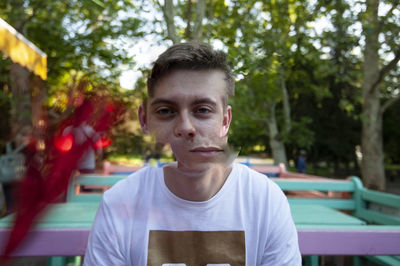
[191,98,217,106]
[150,97,217,106]
[150,98,177,106]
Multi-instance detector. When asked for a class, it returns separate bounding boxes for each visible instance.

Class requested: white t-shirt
[84,164,301,265]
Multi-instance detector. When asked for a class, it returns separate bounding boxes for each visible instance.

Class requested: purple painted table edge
[0,229,89,256]
[298,229,400,255]
[1,228,400,256]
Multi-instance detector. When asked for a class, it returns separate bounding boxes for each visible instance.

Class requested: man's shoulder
[235,163,269,182]
[116,166,161,187]
[234,163,283,195]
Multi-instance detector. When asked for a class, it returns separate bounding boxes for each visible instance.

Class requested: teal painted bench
[1,202,398,259]
[66,174,127,202]
[274,176,399,222]
[68,175,400,228]
[274,176,400,266]
[68,175,400,225]
[66,174,400,265]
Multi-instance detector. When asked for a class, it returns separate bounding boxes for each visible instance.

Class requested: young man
[84,42,301,265]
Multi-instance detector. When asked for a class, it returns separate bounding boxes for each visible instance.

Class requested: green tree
[383,100,400,165]
[298,0,362,174]
[212,0,322,166]
[0,0,142,143]
[359,0,400,190]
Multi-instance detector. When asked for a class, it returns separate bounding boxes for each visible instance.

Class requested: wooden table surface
[0,202,100,228]
[0,202,365,228]
[1,202,399,256]
[290,204,366,226]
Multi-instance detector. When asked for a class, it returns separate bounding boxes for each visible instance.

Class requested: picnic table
[1,171,400,266]
[59,173,400,261]
[0,202,399,257]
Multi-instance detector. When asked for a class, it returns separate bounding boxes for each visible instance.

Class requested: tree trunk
[361,105,385,190]
[266,101,288,167]
[31,76,47,150]
[162,0,179,44]
[361,0,385,190]
[10,63,32,143]
[184,0,193,39]
[279,64,291,134]
[191,0,206,41]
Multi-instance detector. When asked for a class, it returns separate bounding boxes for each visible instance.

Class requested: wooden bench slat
[357,208,400,225]
[274,179,355,192]
[288,198,356,210]
[363,255,400,266]
[291,204,365,225]
[73,175,126,186]
[362,189,400,209]
[68,194,103,203]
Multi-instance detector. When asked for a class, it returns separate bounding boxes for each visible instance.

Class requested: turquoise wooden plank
[296,224,400,230]
[288,198,356,210]
[67,175,127,202]
[72,176,125,186]
[0,202,99,228]
[68,194,103,202]
[274,179,355,191]
[68,255,82,266]
[48,256,81,266]
[350,177,366,218]
[46,256,66,266]
[0,203,367,229]
[357,208,400,225]
[363,255,400,266]
[361,188,400,209]
[290,204,365,225]
[304,255,318,266]
[353,256,362,266]
[78,174,129,178]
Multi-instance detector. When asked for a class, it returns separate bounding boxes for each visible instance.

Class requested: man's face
[139,69,232,170]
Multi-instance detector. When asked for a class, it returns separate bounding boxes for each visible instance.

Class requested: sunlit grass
[106,153,144,166]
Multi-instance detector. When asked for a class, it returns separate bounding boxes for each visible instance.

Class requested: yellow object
[0,17,47,80]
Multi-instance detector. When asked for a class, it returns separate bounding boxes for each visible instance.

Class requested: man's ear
[221,105,232,137]
[138,104,149,134]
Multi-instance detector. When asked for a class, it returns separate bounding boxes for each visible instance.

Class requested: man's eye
[156,108,174,115]
[195,107,212,114]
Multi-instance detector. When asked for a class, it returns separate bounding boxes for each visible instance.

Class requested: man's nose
[174,112,195,139]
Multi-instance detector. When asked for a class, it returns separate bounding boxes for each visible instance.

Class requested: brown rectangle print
[147,230,245,266]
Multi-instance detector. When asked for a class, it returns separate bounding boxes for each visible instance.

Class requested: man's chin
[172,144,237,170]
[177,157,228,172]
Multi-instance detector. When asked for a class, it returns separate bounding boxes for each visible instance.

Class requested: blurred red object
[95,137,112,148]
[54,134,74,152]
[0,94,125,263]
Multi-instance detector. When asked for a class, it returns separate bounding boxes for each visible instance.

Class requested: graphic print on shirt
[147,230,245,266]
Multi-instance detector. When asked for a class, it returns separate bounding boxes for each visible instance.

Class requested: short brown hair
[147,42,235,99]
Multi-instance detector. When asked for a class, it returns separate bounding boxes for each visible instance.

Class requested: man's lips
[190,147,224,153]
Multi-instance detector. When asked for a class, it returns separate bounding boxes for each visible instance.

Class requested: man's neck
[163,163,233,202]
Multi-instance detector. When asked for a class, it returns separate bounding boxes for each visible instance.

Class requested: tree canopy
[0,0,399,189]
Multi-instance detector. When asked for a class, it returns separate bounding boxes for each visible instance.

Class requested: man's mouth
[189,147,224,157]
[190,147,224,153]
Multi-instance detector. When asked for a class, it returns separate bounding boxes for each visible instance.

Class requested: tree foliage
[0,0,143,151]
[0,0,399,187]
